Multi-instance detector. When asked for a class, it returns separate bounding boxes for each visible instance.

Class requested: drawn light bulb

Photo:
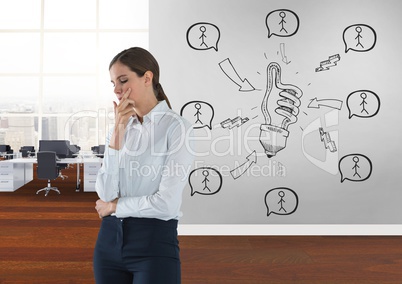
[259,62,303,158]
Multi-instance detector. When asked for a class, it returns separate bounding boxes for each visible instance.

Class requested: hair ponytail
[155,83,171,109]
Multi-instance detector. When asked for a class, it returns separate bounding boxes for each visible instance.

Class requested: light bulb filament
[275,89,301,129]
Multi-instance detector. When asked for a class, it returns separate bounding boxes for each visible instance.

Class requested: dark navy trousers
[93,216,181,284]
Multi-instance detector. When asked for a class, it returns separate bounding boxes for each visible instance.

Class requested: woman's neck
[135,98,158,124]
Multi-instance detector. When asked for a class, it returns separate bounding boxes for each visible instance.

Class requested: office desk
[0,160,33,192]
[0,157,103,192]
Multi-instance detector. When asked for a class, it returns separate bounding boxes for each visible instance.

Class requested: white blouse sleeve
[95,132,121,202]
[115,120,194,220]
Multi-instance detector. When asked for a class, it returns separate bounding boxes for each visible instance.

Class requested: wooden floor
[1,165,402,283]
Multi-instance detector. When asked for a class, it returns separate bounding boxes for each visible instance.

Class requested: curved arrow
[308,97,343,110]
[219,58,255,92]
[230,150,257,179]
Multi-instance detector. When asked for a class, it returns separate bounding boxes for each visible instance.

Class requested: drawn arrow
[280,43,291,65]
[308,97,343,110]
[230,150,257,179]
[219,58,255,92]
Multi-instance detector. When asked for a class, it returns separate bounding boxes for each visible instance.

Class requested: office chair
[57,163,69,180]
[36,151,61,196]
[55,144,80,179]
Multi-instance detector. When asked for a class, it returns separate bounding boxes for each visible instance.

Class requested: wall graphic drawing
[259,62,303,158]
[189,167,223,196]
[266,9,300,38]
[186,22,220,51]
[265,187,299,217]
[343,24,377,53]
[339,154,373,183]
[180,101,214,130]
[150,0,402,225]
[346,90,380,119]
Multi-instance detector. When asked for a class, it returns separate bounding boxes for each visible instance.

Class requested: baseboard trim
[178,224,402,235]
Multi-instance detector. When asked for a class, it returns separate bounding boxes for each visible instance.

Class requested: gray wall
[150,0,402,224]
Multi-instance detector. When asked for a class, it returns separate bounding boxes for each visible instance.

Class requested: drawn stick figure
[355,26,364,48]
[194,103,203,124]
[199,26,208,48]
[360,92,369,114]
[202,170,211,192]
[352,156,361,178]
[278,191,287,212]
[279,11,288,33]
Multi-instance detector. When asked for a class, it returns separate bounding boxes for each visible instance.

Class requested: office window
[44,0,97,29]
[99,0,149,29]
[0,0,149,151]
[0,0,41,29]
[43,33,98,73]
[0,33,41,73]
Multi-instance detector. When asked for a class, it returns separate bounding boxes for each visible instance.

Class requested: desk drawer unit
[83,162,101,192]
[0,162,25,192]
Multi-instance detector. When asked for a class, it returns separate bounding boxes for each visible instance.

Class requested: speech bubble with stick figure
[343,24,377,53]
[339,154,372,183]
[188,167,223,196]
[186,22,220,52]
[346,90,380,119]
[264,187,299,217]
[266,9,300,38]
[180,101,214,130]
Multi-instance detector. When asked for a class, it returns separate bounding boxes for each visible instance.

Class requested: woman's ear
[144,71,154,86]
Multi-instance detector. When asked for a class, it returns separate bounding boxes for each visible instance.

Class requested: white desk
[0,157,103,192]
[0,160,33,192]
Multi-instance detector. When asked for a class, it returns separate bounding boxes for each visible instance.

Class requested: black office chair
[57,163,69,180]
[36,151,61,196]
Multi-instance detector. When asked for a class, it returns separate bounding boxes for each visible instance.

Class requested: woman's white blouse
[95,101,194,221]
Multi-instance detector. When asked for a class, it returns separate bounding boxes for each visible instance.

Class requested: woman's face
[109,61,147,105]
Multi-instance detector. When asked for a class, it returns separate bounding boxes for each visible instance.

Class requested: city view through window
[0,0,149,152]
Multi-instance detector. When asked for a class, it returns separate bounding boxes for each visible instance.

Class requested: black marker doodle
[180,101,214,130]
[189,167,223,196]
[219,58,255,92]
[186,22,220,52]
[230,150,257,179]
[259,62,303,158]
[220,116,249,129]
[343,24,377,53]
[280,43,291,65]
[319,127,337,153]
[265,187,299,217]
[308,97,343,110]
[339,154,372,183]
[315,54,340,72]
[266,9,300,38]
[346,90,380,119]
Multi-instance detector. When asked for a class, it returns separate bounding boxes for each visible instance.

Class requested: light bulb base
[259,124,289,158]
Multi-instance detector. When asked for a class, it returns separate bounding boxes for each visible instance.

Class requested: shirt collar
[130,100,169,126]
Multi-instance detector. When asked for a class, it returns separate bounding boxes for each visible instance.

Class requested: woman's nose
[114,85,122,95]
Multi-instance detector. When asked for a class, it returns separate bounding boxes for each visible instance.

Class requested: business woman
[93,47,194,284]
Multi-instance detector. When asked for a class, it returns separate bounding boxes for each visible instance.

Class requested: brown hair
[109,47,171,109]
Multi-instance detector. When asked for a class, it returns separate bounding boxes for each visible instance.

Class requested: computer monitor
[39,140,71,159]
[19,146,35,157]
[0,145,11,152]
[91,144,105,157]
[20,146,35,152]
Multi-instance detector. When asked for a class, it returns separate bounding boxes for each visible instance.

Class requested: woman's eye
[120,79,128,84]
